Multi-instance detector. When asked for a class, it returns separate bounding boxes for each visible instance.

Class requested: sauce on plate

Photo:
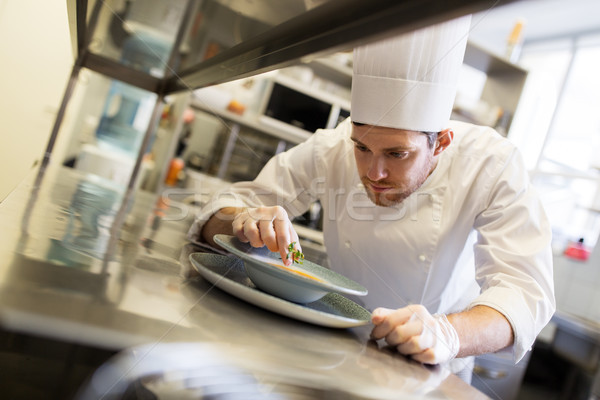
[267,262,324,282]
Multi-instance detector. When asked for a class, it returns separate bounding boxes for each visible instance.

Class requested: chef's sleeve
[187,130,323,242]
[470,147,556,363]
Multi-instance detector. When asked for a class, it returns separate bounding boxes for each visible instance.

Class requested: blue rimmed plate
[213,234,367,303]
[189,252,371,328]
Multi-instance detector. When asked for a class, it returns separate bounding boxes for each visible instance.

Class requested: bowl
[213,234,367,304]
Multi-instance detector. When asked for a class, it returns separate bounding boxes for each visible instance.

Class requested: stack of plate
[189,234,371,328]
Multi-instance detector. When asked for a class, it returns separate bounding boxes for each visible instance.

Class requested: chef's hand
[370,305,460,365]
[232,206,300,266]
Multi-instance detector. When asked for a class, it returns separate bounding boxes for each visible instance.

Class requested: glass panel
[54,69,159,187]
[515,40,572,169]
[178,0,315,71]
[522,34,600,256]
[89,0,188,78]
[540,37,600,173]
[533,173,600,252]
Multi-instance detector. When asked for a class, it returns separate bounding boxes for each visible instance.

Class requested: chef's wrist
[201,207,245,246]
[433,313,460,361]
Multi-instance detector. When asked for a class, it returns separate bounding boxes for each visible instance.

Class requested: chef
[188,15,555,381]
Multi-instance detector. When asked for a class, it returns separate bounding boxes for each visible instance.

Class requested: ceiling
[469,0,600,54]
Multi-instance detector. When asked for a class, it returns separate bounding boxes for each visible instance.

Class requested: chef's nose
[367,156,388,181]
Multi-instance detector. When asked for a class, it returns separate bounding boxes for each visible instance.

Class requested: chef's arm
[447,305,514,358]
[371,304,513,364]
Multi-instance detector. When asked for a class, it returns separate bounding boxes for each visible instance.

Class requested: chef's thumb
[371,307,394,324]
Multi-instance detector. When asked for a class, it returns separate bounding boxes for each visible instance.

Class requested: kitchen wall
[0,0,72,201]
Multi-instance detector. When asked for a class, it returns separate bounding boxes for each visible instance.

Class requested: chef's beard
[360,162,434,207]
[361,178,421,207]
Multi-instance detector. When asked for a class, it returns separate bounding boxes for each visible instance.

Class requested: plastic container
[564,238,591,262]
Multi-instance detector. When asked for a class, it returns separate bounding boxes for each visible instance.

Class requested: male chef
[188,15,555,381]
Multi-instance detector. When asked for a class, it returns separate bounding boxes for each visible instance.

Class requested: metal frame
[166,0,517,92]
[67,0,519,96]
[82,52,162,92]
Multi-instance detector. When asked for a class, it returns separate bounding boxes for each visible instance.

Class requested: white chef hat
[351,15,471,132]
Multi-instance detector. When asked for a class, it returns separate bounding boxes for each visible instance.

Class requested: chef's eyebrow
[349,136,413,152]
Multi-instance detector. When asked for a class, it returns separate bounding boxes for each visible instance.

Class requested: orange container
[165,158,184,186]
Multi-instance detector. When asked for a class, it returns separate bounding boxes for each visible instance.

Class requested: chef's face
[351,124,449,207]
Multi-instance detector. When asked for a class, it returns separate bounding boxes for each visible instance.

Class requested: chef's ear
[433,129,453,156]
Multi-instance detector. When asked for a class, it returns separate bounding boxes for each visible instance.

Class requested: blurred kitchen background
[1,0,600,399]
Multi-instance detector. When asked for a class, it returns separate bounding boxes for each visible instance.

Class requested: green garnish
[286,242,305,264]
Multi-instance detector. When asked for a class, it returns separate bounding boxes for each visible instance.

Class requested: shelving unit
[306,55,353,88]
[460,41,528,137]
[56,0,518,195]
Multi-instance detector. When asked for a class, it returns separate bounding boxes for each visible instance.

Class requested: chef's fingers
[286,225,303,265]
[384,320,423,347]
[370,307,413,339]
[397,334,428,355]
[235,208,265,248]
[396,315,439,356]
[243,218,264,248]
[273,217,292,265]
[411,349,437,365]
[259,218,278,252]
[232,212,250,243]
[289,225,301,253]
[371,307,395,325]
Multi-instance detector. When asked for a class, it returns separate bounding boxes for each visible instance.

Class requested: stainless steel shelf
[68,0,520,95]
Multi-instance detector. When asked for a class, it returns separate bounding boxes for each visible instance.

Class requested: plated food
[213,234,367,304]
[189,252,371,328]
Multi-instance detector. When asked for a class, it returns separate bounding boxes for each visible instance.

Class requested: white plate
[213,234,367,303]
[189,253,372,328]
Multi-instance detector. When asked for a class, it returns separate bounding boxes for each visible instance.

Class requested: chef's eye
[354,143,369,152]
[389,151,408,159]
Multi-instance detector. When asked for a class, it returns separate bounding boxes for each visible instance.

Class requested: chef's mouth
[367,182,395,193]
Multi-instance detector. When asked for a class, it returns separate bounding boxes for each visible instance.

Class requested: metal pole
[42,0,103,167]
[217,123,240,180]
[40,65,81,169]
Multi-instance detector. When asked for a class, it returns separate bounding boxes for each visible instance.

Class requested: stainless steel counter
[0,163,487,399]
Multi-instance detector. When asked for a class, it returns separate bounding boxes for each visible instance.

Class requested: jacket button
[419,254,426,262]
[344,240,351,249]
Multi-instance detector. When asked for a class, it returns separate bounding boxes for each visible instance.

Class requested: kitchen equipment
[257,73,350,137]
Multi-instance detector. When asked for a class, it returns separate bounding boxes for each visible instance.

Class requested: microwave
[257,73,350,140]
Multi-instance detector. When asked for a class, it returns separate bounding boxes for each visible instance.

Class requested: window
[521,34,600,252]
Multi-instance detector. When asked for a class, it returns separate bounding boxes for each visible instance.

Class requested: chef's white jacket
[189,118,555,363]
